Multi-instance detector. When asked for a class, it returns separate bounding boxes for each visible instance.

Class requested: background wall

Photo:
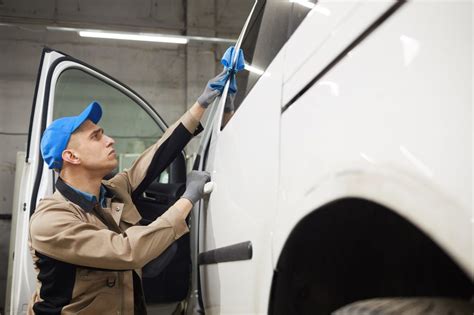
[0,0,252,311]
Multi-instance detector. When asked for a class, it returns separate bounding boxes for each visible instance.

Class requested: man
[27,71,226,314]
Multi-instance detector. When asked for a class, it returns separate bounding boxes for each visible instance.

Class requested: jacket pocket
[76,292,119,314]
[72,268,120,308]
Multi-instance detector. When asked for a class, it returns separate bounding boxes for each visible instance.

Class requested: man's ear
[62,149,81,166]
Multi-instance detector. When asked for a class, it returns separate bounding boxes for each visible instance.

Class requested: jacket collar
[55,176,113,212]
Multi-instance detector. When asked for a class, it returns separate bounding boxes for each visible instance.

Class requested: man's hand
[181,171,211,205]
[197,70,227,108]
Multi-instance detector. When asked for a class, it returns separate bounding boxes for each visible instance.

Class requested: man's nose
[105,135,115,146]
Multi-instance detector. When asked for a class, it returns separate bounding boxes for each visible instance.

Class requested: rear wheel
[332,297,474,315]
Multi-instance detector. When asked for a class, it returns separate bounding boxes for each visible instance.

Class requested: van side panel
[200,49,285,314]
[277,1,472,276]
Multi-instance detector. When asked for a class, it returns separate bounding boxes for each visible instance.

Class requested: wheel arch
[269,197,473,314]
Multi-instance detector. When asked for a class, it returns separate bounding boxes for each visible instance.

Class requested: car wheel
[332,297,474,315]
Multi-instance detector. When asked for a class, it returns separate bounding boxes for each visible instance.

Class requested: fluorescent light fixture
[289,0,315,9]
[46,26,79,32]
[244,63,265,75]
[79,31,188,44]
[47,26,235,43]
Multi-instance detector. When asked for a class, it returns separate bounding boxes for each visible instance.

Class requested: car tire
[332,297,474,315]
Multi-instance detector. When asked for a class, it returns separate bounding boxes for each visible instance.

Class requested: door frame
[8,47,179,314]
[27,48,169,216]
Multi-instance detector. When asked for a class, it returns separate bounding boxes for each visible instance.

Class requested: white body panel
[283,0,395,105]
[198,0,472,313]
[200,48,285,314]
[277,0,472,278]
[8,1,472,313]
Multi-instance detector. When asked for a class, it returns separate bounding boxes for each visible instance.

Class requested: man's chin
[102,158,118,171]
[82,160,118,177]
[108,160,118,171]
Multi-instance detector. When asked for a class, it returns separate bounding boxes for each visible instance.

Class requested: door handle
[142,191,168,203]
[203,182,214,195]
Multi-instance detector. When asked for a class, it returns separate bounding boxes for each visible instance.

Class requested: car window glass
[223,0,314,129]
[53,68,169,182]
[288,0,318,35]
[234,0,291,118]
[222,0,290,128]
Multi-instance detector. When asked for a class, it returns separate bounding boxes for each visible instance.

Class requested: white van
[6,0,473,314]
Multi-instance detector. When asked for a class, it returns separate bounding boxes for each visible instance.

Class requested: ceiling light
[45,26,235,44]
[79,31,188,44]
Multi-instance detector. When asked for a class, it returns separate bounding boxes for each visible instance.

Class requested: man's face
[64,120,117,175]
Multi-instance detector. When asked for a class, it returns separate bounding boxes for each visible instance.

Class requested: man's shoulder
[102,172,132,196]
[33,191,77,216]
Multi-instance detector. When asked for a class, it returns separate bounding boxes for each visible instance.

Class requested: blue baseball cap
[40,101,103,170]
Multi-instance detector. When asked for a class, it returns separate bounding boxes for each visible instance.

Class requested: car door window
[288,0,318,35]
[53,68,169,182]
[223,0,316,128]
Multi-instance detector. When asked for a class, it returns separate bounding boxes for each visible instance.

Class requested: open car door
[8,48,190,314]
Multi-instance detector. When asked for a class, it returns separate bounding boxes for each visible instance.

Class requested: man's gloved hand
[181,171,211,205]
[197,70,227,108]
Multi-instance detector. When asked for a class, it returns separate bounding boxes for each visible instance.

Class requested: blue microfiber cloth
[210,46,245,94]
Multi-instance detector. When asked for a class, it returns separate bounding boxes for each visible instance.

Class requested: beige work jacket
[27,110,202,314]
